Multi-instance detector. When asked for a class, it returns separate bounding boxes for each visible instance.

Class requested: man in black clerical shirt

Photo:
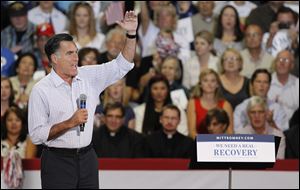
[144,105,193,158]
[92,102,144,158]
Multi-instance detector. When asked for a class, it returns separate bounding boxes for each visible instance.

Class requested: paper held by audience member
[105,2,124,26]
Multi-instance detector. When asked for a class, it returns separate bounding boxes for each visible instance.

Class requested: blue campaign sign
[196,134,276,163]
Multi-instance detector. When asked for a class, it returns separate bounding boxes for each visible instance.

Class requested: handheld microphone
[79,94,87,132]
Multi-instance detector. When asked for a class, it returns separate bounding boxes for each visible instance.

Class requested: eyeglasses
[277,57,292,64]
[223,57,240,62]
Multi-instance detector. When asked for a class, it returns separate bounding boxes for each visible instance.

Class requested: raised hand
[116,11,138,34]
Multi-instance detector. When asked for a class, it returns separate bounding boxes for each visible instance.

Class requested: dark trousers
[41,146,99,189]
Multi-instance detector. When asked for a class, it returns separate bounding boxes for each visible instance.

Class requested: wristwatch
[126,33,136,39]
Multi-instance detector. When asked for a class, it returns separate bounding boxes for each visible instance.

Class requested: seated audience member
[28,1,67,34]
[203,108,230,134]
[235,96,286,159]
[187,69,233,139]
[78,47,100,66]
[1,106,36,158]
[68,2,105,51]
[191,2,217,36]
[234,69,289,132]
[183,30,219,90]
[9,53,38,109]
[144,105,193,158]
[95,78,135,129]
[241,24,274,78]
[1,2,35,55]
[134,74,188,136]
[213,5,244,56]
[92,103,144,158]
[1,77,16,122]
[268,50,299,121]
[219,49,250,110]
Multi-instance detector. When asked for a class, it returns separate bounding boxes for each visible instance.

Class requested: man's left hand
[116,11,138,35]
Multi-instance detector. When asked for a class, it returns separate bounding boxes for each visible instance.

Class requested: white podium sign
[196,134,276,163]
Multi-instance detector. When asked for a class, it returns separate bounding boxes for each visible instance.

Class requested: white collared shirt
[268,73,299,120]
[234,98,289,132]
[28,53,134,148]
[28,6,67,34]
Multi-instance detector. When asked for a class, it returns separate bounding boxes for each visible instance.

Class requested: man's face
[10,15,28,31]
[160,109,180,133]
[275,51,294,76]
[248,105,266,130]
[52,41,79,79]
[253,73,270,97]
[105,108,124,132]
[245,25,263,49]
[106,33,125,59]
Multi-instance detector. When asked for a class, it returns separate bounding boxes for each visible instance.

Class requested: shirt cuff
[117,53,134,70]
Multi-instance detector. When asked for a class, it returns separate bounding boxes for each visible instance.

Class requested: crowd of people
[1,1,299,162]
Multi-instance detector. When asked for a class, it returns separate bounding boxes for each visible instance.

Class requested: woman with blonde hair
[95,78,135,129]
[69,2,105,51]
[219,48,250,110]
[187,68,233,138]
[183,30,219,90]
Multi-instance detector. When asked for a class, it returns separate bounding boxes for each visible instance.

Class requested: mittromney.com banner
[196,134,276,163]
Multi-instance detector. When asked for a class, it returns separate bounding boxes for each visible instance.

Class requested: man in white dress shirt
[268,50,299,121]
[28,11,138,189]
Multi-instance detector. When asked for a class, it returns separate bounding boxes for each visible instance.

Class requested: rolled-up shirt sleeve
[28,87,52,145]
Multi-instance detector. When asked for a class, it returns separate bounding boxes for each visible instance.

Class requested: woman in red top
[187,68,233,139]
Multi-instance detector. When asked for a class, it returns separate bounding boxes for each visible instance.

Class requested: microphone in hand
[78,94,87,132]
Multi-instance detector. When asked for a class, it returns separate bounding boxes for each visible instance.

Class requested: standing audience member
[228,1,257,27]
[33,23,55,77]
[219,49,250,110]
[98,28,126,63]
[68,2,105,51]
[241,24,274,78]
[246,1,284,33]
[235,96,286,159]
[1,2,35,55]
[92,103,143,158]
[28,1,67,34]
[144,105,193,158]
[191,2,216,36]
[183,30,219,90]
[268,50,299,121]
[187,69,233,139]
[213,5,244,56]
[1,106,36,158]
